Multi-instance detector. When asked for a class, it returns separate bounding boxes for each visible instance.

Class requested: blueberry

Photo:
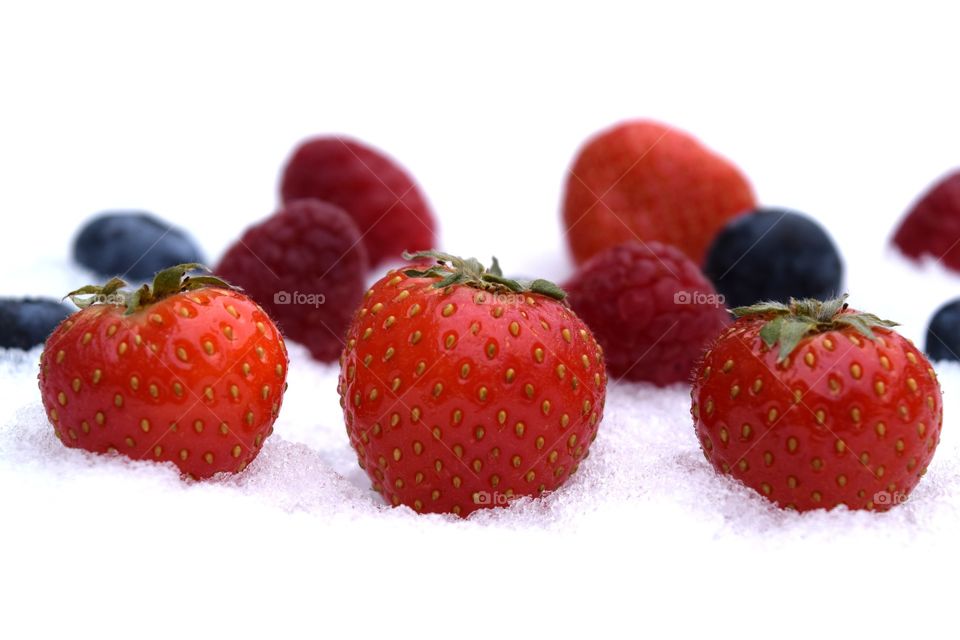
[926,299,960,361]
[0,298,72,349]
[703,208,844,308]
[73,212,204,281]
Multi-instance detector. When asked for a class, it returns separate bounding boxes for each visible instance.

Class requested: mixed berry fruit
[73,211,204,281]
[338,252,606,516]
[562,120,756,265]
[703,208,844,308]
[216,199,369,362]
[565,242,729,386]
[0,298,72,349]
[692,297,942,511]
[7,119,958,515]
[38,264,288,478]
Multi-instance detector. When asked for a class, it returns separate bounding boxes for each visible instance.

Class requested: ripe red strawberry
[892,170,960,271]
[280,136,437,268]
[565,241,730,385]
[562,120,756,265]
[338,251,607,516]
[38,264,289,479]
[692,297,943,512]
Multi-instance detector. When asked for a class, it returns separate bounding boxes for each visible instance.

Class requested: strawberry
[562,120,756,265]
[338,251,607,516]
[38,264,289,479]
[691,296,943,512]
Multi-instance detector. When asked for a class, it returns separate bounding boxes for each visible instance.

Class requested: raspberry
[564,242,729,386]
[280,136,437,268]
[562,120,756,265]
[216,199,368,362]
[893,170,960,271]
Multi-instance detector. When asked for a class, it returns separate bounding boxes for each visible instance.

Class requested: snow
[5,314,960,636]
[5,2,960,638]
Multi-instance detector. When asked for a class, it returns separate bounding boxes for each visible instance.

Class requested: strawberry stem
[65,264,235,315]
[732,295,898,362]
[402,250,566,301]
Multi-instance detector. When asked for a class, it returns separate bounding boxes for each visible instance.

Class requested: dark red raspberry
[893,170,960,271]
[564,241,729,386]
[216,199,368,362]
[280,136,437,268]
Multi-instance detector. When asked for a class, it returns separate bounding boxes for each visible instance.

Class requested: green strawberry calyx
[731,295,899,363]
[401,250,566,301]
[65,263,235,315]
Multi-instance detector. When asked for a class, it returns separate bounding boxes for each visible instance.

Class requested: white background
[3,2,960,638]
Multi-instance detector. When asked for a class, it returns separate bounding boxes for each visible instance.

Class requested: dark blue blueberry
[73,212,204,281]
[0,298,72,349]
[703,208,844,308]
[926,299,960,362]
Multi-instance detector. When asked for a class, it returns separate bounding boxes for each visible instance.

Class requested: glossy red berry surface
[38,268,288,478]
[338,253,607,516]
[692,299,942,512]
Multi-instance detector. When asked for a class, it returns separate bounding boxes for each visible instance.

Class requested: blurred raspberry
[564,241,730,385]
[216,199,368,362]
[280,136,437,267]
[562,120,755,265]
[893,170,960,271]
